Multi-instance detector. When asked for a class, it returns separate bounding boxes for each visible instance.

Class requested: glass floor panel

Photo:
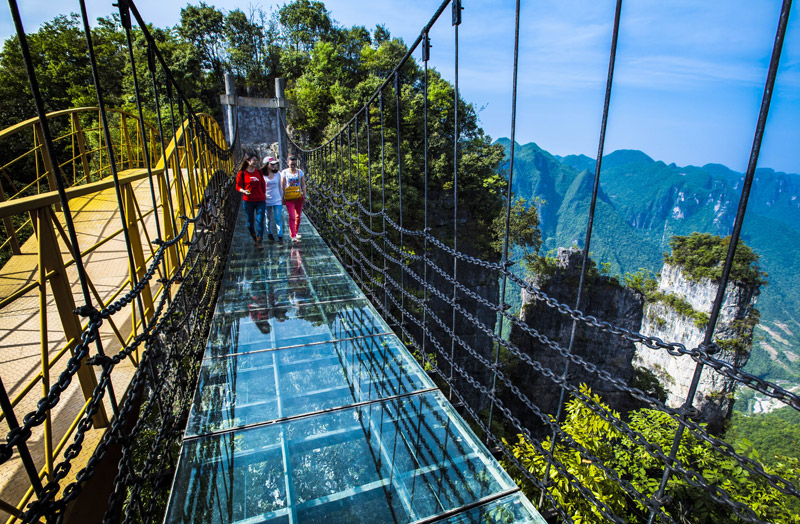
[186,335,435,436]
[167,391,516,524]
[167,212,542,523]
[204,298,391,358]
[216,274,363,312]
[223,254,346,284]
[226,241,335,267]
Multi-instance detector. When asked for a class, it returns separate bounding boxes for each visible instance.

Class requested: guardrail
[0,105,232,522]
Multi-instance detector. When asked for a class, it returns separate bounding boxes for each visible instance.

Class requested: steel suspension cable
[165,81,193,215]
[422,31,431,370]
[146,44,180,290]
[119,0,164,242]
[537,0,623,508]
[449,0,461,399]
[380,92,389,317]
[355,117,365,293]
[394,73,406,336]
[648,1,794,521]
[487,0,520,443]
[178,101,203,210]
[366,106,376,302]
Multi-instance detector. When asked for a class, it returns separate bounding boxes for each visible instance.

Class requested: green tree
[505,385,800,523]
[177,2,225,80]
[225,9,261,79]
[278,0,333,52]
[664,232,767,287]
[492,197,543,273]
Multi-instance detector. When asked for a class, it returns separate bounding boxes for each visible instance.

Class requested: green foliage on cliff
[665,232,767,288]
[491,198,543,273]
[504,385,800,523]
[622,268,710,329]
[652,292,711,329]
[727,407,800,466]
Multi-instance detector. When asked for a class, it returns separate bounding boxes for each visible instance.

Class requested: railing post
[0,183,21,254]
[158,171,179,273]
[32,207,108,428]
[37,220,53,482]
[71,113,92,184]
[120,115,135,169]
[122,183,155,339]
[183,121,200,206]
[33,122,59,195]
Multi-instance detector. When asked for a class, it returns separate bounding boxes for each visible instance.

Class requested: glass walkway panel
[165,210,545,524]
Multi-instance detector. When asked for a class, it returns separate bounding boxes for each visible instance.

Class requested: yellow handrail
[0,106,233,524]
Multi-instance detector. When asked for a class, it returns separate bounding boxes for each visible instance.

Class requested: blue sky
[2,0,799,173]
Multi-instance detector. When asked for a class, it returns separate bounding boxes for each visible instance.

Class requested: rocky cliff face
[635,263,759,430]
[510,249,759,433]
[507,248,644,429]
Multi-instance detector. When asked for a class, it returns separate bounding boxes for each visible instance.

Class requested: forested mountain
[499,139,800,389]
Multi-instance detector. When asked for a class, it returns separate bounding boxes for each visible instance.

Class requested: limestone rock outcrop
[509,248,759,434]
[635,262,759,431]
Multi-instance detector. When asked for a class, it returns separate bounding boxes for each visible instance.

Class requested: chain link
[7,172,236,523]
[305,180,800,523]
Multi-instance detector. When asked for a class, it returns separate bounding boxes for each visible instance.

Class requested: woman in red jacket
[235,152,267,247]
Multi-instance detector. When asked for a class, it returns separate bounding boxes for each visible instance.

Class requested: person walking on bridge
[263,156,284,242]
[236,152,267,247]
[281,155,307,242]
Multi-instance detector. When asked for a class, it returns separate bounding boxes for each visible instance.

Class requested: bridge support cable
[273,0,800,521]
[448,0,460,401]
[648,1,795,522]
[2,0,238,520]
[380,93,389,320]
[10,0,113,430]
[422,32,431,378]
[118,0,168,288]
[487,0,519,447]
[393,74,408,340]
[146,45,181,279]
[537,0,624,508]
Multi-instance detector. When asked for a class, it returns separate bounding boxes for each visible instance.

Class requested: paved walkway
[0,177,163,522]
[163,209,545,523]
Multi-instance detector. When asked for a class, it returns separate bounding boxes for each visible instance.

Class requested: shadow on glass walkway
[164,209,546,524]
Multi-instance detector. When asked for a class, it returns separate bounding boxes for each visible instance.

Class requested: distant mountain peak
[603,149,655,167]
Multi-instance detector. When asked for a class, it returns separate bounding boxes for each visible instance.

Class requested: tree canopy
[505,385,800,523]
[664,232,767,288]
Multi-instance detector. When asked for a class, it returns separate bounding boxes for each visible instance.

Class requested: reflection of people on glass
[248,290,272,334]
[236,152,267,247]
[248,288,289,333]
[281,155,307,243]
[289,245,304,279]
[262,156,283,242]
[286,246,311,305]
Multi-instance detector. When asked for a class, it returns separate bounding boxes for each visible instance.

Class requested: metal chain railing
[282,0,800,523]
[2,0,239,521]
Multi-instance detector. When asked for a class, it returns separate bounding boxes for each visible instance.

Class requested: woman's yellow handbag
[284,185,302,200]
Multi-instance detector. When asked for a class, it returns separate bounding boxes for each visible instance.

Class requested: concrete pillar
[224,73,236,147]
[275,78,286,169]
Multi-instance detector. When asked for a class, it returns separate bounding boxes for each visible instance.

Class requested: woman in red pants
[281,155,307,242]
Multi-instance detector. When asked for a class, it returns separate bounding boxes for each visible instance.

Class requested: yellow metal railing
[0,107,232,523]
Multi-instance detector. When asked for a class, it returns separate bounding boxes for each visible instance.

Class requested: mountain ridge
[496,139,800,386]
